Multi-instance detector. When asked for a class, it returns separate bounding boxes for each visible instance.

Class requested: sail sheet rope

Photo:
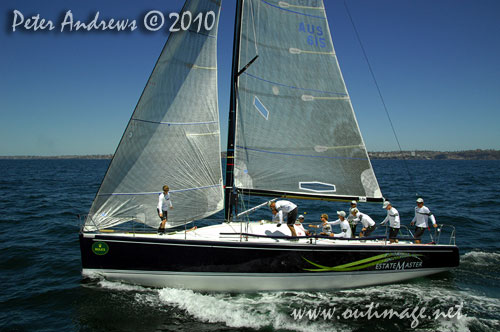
[131,118,218,126]
[261,0,325,19]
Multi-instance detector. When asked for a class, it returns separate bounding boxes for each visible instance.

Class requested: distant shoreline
[1,149,499,160]
[368,149,500,160]
[0,155,113,160]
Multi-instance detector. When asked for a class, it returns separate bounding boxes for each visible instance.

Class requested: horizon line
[1,148,499,159]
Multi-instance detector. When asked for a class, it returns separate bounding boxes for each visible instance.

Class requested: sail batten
[263,0,326,19]
[236,146,369,161]
[131,118,218,126]
[242,72,347,96]
[96,184,223,197]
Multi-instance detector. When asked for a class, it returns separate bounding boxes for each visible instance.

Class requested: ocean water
[0,159,499,332]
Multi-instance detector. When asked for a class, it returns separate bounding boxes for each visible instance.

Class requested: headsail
[232,0,383,202]
[86,0,223,231]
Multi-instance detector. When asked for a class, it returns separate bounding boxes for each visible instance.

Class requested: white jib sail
[86,0,223,231]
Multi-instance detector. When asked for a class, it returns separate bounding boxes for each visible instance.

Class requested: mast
[224,0,244,221]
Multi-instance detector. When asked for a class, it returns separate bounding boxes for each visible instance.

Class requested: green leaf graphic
[302,253,423,272]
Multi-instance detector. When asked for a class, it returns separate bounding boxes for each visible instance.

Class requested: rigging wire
[343,0,419,198]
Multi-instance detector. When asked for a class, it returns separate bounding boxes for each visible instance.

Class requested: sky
[1,0,499,156]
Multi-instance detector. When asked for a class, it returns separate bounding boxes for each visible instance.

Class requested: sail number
[299,22,326,48]
[144,10,216,32]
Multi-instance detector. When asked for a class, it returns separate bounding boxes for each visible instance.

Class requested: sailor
[268,200,298,237]
[271,207,279,222]
[347,200,358,237]
[410,198,437,244]
[309,213,332,236]
[295,215,311,236]
[350,208,376,237]
[329,211,352,238]
[380,201,400,243]
[157,185,173,234]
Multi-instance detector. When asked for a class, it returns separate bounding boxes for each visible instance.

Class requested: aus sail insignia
[298,22,326,48]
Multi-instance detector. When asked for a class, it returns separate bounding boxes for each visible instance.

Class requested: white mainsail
[233,0,382,201]
[86,0,223,230]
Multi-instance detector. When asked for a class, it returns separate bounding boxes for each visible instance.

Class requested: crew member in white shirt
[157,185,173,234]
[294,215,311,236]
[347,200,358,237]
[329,211,352,238]
[380,201,400,243]
[309,214,332,236]
[411,198,437,244]
[269,200,298,237]
[350,208,376,237]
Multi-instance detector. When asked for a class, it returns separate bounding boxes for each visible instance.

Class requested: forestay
[86,0,223,231]
[233,0,382,201]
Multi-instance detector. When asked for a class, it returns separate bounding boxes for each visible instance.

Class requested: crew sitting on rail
[309,214,332,236]
[295,215,311,236]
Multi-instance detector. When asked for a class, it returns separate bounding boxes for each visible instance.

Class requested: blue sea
[0,159,499,331]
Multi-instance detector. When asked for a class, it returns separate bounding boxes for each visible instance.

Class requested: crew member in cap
[411,198,437,244]
[268,200,298,237]
[347,200,358,237]
[295,214,311,236]
[329,211,352,238]
[380,201,400,243]
[350,208,376,237]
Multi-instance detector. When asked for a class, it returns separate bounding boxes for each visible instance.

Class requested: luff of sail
[86,0,223,231]
[233,0,382,201]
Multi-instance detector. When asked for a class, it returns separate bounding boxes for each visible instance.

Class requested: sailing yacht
[79,0,459,291]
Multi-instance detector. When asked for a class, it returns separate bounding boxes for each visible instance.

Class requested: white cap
[383,201,391,208]
[337,211,346,217]
[298,215,304,219]
[350,208,358,214]
[416,198,424,203]
[350,200,357,205]
[267,201,274,208]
